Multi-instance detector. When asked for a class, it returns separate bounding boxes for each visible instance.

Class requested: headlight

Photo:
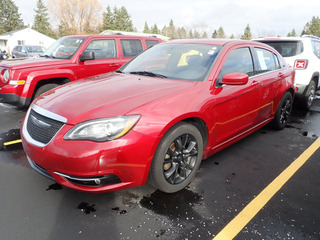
[64,115,140,142]
[3,69,9,83]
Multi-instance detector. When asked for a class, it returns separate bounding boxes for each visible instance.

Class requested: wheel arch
[155,115,209,151]
[181,117,208,148]
[32,78,71,96]
[311,72,320,89]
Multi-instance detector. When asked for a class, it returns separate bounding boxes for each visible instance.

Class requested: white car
[255,35,320,110]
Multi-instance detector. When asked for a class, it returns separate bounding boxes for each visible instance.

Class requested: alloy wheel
[279,97,291,126]
[163,133,198,185]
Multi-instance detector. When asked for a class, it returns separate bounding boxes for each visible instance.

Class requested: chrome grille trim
[23,104,67,147]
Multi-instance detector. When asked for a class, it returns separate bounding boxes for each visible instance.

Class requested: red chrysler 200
[21,39,295,193]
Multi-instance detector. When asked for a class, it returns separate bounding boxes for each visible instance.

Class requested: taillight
[295,60,308,69]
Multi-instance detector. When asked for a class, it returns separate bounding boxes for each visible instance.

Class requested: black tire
[271,91,293,130]
[148,122,203,193]
[300,80,316,111]
[33,83,59,99]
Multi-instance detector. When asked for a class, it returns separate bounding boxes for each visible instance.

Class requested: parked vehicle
[0,49,9,60]
[0,35,162,108]
[21,39,295,193]
[11,45,46,58]
[254,35,320,110]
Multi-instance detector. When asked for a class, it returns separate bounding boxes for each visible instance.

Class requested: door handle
[251,80,260,86]
[110,63,120,68]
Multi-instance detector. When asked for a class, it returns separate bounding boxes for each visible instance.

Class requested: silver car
[11,45,46,58]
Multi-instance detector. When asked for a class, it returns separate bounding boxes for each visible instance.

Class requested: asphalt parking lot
[0,99,319,240]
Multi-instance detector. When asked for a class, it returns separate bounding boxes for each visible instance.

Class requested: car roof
[253,35,320,42]
[253,37,303,42]
[165,38,265,47]
[64,34,161,40]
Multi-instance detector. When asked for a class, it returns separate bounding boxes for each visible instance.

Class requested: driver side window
[218,47,254,82]
[85,39,117,59]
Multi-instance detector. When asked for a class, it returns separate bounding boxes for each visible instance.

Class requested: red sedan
[21,39,295,193]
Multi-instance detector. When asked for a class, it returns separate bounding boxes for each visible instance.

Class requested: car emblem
[30,115,51,128]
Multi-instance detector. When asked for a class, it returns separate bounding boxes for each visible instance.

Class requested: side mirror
[222,73,249,85]
[80,51,95,62]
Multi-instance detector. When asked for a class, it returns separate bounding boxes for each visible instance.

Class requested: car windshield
[26,46,45,53]
[40,37,85,59]
[121,43,222,81]
[260,41,303,57]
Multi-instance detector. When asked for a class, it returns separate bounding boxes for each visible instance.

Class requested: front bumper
[22,122,160,193]
[0,93,31,107]
[0,83,31,107]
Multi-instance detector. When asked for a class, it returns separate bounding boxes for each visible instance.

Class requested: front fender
[22,69,76,98]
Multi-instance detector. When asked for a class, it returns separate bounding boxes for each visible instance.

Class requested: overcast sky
[13,0,320,38]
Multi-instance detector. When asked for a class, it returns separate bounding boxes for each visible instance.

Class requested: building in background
[0,28,55,56]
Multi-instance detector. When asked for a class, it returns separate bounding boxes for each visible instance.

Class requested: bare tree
[48,0,102,35]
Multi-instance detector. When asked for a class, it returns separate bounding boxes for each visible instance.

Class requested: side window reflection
[218,47,254,82]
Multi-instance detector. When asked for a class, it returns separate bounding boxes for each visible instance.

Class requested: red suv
[0,35,161,107]
[21,39,295,193]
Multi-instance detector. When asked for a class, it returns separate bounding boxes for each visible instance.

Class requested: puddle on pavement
[111,207,127,215]
[140,189,202,219]
[77,202,96,214]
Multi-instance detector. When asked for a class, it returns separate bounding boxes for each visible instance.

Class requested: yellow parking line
[3,139,22,146]
[213,137,320,240]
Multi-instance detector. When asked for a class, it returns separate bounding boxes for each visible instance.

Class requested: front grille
[26,109,64,144]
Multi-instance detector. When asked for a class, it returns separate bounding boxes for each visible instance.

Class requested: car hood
[0,57,70,69]
[33,73,197,125]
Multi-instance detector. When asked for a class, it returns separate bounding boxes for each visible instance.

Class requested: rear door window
[121,39,143,57]
[312,40,320,58]
[146,40,160,48]
[255,48,279,73]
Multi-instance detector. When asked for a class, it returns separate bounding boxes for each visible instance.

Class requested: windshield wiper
[129,71,167,79]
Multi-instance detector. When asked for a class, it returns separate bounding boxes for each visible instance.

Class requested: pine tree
[113,6,134,31]
[32,0,55,38]
[151,24,159,34]
[161,20,175,38]
[102,6,134,32]
[217,27,226,38]
[188,29,194,39]
[302,16,320,37]
[241,24,252,40]
[202,31,208,38]
[143,22,150,33]
[193,30,200,38]
[287,29,297,37]
[176,27,186,39]
[167,19,175,38]
[212,30,218,38]
[102,5,114,30]
[0,0,24,34]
